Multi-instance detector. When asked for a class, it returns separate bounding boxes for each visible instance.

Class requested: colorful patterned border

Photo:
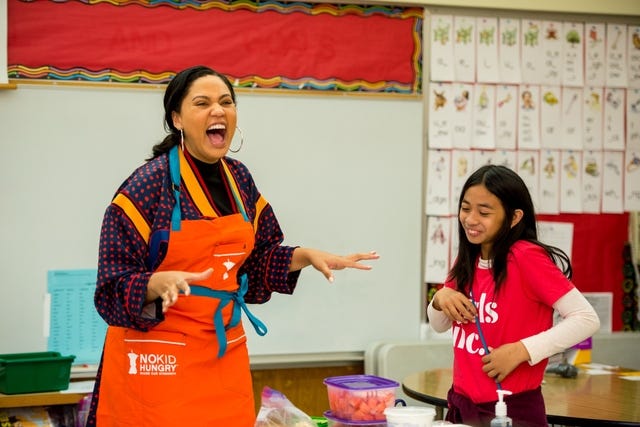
[7,0,423,94]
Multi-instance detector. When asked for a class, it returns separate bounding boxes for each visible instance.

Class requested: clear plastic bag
[254,386,317,427]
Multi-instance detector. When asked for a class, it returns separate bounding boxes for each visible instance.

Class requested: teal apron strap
[189,274,267,358]
[168,146,181,231]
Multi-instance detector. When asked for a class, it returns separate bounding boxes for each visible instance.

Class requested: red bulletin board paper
[537,213,629,331]
[7,0,420,90]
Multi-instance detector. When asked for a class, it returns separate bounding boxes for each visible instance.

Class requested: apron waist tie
[189,274,268,358]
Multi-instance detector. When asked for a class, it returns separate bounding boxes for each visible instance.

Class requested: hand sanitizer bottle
[489,389,513,427]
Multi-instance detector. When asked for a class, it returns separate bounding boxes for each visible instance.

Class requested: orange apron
[96,147,267,426]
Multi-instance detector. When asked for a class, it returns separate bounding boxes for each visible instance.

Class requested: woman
[87,65,379,426]
[427,165,599,427]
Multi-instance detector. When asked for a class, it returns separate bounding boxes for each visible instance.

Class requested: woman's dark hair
[448,164,572,294]
[148,65,236,160]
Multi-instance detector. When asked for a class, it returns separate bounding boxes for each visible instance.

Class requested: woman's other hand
[290,248,379,283]
[146,268,214,312]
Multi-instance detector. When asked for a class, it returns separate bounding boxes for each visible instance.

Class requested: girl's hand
[481,342,531,383]
[146,268,213,312]
[432,287,477,324]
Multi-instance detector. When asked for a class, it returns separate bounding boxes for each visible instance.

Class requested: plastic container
[0,351,75,394]
[383,406,436,427]
[324,374,399,422]
[312,416,329,427]
[324,410,387,427]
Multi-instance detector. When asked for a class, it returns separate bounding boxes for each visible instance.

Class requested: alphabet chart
[425,15,640,283]
[46,269,107,365]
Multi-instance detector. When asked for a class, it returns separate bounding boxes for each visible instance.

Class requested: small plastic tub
[323,374,399,422]
[0,352,75,394]
[383,406,436,427]
[324,410,387,427]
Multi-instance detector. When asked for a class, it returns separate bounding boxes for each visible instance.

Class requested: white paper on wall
[521,19,543,84]
[428,82,454,149]
[498,18,521,84]
[602,150,624,213]
[476,17,500,83]
[605,24,628,88]
[562,22,585,87]
[471,84,495,149]
[626,88,640,150]
[539,85,562,148]
[539,150,561,214]
[495,85,518,149]
[517,85,541,149]
[561,86,584,150]
[454,16,477,83]
[425,149,452,216]
[603,87,627,151]
[450,150,473,214]
[624,150,640,211]
[425,216,451,283]
[476,149,517,171]
[626,25,640,88]
[451,83,474,149]
[516,150,540,209]
[540,21,563,85]
[537,221,574,261]
[585,23,606,86]
[449,216,460,268]
[560,150,583,213]
[582,150,603,213]
[472,149,493,170]
[583,87,604,150]
[430,15,455,82]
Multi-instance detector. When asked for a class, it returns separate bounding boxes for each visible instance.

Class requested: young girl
[427,164,600,427]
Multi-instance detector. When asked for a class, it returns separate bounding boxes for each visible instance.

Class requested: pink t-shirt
[445,240,574,403]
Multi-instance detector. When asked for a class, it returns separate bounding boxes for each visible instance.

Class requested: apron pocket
[123,329,186,407]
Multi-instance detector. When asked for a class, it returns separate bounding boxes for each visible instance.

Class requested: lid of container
[323,374,399,390]
[384,406,436,417]
[323,410,386,425]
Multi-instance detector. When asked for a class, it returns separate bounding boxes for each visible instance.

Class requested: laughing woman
[87,65,379,427]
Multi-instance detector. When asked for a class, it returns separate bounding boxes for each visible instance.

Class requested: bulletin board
[7,0,423,94]
[422,6,640,331]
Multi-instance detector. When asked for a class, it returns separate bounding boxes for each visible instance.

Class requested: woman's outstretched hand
[290,248,380,283]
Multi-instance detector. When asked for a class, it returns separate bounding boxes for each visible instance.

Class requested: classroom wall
[0,84,424,360]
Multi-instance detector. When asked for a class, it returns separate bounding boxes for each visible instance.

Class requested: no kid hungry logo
[127,351,178,376]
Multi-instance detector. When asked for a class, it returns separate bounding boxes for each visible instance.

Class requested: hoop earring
[229,127,244,153]
[179,128,185,152]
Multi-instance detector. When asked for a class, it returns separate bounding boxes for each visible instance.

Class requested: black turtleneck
[190,157,234,216]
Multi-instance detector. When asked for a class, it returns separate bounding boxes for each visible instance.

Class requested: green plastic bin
[0,352,75,394]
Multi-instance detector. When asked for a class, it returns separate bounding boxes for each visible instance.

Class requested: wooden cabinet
[0,390,86,409]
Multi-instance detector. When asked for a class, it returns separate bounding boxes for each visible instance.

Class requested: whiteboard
[0,84,424,359]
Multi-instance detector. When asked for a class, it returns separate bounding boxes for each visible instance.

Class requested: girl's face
[171,75,237,163]
[459,184,506,259]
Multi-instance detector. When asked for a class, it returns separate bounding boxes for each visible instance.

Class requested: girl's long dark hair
[448,164,572,294]
[148,65,236,160]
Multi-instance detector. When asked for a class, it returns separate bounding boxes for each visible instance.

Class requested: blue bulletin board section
[47,269,107,365]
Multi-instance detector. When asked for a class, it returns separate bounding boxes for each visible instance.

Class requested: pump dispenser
[489,389,513,427]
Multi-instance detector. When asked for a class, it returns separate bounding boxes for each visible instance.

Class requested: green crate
[0,352,75,394]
